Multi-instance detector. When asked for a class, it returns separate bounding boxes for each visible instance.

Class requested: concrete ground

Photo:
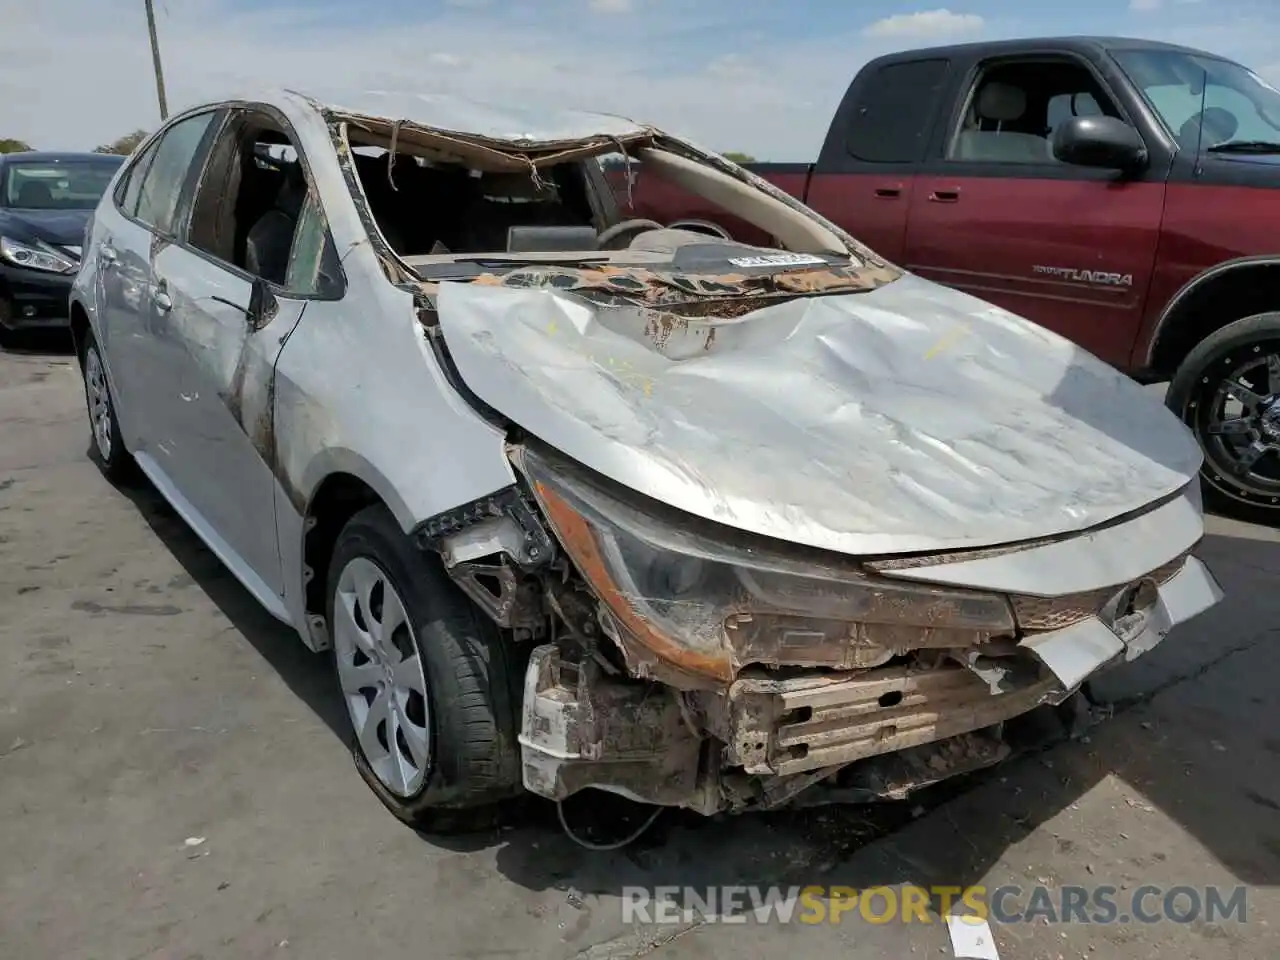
[1,336,1277,960]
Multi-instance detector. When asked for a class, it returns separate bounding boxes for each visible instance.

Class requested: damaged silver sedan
[69,90,1222,830]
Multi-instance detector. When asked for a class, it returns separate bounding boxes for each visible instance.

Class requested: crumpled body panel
[436,272,1202,556]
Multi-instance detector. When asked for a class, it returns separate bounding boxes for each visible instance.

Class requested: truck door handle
[929,188,961,203]
[152,285,173,312]
[874,185,902,199]
[99,242,118,265]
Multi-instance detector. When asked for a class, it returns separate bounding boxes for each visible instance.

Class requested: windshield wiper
[1206,139,1280,154]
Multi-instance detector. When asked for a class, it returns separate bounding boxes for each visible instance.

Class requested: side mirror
[247,276,279,330]
[1052,116,1148,171]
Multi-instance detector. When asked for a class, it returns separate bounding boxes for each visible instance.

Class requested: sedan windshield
[1113,49,1280,153]
[1,159,123,210]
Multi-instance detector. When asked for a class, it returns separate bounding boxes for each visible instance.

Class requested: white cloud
[862,9,985,39]
[0,0,856,159]
[0,0,1268,160]
[589,0,633,12]
[1129,0,1162,11]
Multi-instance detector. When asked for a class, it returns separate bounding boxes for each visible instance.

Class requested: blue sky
[3,0,1277,156]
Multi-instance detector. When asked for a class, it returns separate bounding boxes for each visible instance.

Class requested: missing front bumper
[516,555,1224,813]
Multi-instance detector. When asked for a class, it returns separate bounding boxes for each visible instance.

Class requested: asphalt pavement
[1,336,1276,960]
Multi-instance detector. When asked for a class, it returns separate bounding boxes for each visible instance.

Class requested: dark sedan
[0,151,124,340]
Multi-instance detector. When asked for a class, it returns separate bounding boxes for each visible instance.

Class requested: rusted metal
[518,644,705,806]
[447,558,544,631]
[724,613,996,672]
[1012,552,1188,632]
[726,660,1059,776]
[455,259,901,306]
[790,731,1013,806]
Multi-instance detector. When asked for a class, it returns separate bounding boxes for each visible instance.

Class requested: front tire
[1167,311,1280,519]
[326,505,523,830]
[80,330,136,483]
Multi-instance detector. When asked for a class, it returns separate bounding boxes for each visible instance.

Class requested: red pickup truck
[615,36,1280,519]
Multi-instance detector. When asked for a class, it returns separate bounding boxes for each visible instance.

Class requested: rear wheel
[326,505,523,830]
[80,329,136,483]
[1167,311,1280,519]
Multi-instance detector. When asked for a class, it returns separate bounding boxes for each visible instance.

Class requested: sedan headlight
[515,446,1015,684]
[0,236,78,274]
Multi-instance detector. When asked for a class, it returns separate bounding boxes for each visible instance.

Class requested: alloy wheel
[83,345,114,462]
[1187,344,1280,504]
[333,556,432,797]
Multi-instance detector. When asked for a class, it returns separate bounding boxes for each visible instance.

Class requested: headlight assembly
[0,236,78,274]
[514,446,1016,685]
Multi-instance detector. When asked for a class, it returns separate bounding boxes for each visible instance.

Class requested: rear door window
[845,59,951,163]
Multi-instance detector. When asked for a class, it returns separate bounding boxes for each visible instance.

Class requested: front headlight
[515,446,1015,685]
[0,236,78,274]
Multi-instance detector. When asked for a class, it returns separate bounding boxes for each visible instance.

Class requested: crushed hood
[435,272,1202,556]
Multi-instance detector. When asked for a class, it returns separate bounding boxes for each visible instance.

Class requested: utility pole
[144,0,169,120]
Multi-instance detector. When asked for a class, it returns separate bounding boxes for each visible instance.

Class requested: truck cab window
[949,60,1122,164]
[844,58,950,164]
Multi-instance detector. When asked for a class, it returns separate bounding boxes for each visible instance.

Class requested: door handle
[152,286,173,312]
[874,185,903,199]
[99,242,118,265]
[929,188,961,203]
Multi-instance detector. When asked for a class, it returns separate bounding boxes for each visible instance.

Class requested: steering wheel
[597,218,665,251]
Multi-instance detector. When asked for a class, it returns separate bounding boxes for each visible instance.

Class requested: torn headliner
[316,89,654,171]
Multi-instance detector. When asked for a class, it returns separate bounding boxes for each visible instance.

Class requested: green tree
[0,138,34,154]
[93,129,148,156]
[723,151,755,163]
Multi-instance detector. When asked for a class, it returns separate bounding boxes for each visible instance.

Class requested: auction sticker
[727,252,828,268]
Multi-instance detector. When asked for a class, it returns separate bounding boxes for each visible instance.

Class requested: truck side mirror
[1052,116,1148,171]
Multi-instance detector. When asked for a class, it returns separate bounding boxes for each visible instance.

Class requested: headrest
[976,82,1027,123]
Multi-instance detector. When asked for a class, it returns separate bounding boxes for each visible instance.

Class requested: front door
[150,108,331,600]
[903,54,1167,367]
[150,244,307,595]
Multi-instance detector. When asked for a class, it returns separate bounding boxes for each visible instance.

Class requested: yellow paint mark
[546,321,558,336]
[924,323,971,359]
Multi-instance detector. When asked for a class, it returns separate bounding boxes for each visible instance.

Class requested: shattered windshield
[334,120,898,306]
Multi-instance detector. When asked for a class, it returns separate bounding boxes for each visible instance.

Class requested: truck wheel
[1166,311,1280,518]
[326,504,523,831]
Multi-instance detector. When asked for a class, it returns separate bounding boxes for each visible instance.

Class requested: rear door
[94,110,221,452]
[903,52,1168,367]
[804,57,952,263]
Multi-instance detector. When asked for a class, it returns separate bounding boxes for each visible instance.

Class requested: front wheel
[326,504,523,830]
[1166,311,1280,518]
